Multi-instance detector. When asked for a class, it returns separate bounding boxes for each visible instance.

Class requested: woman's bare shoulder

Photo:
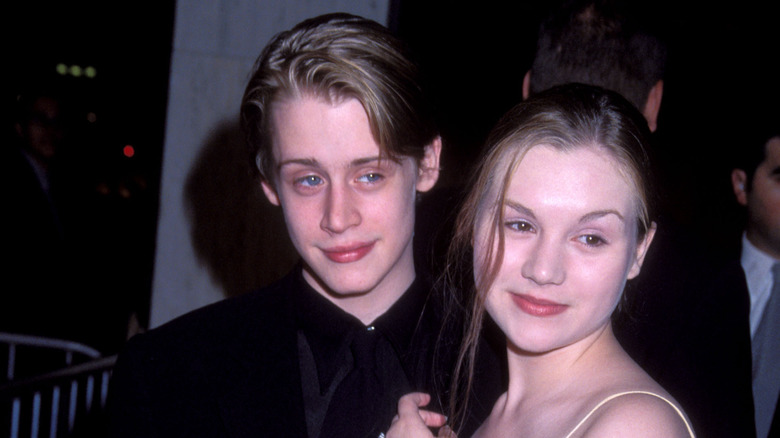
[575,391,694,438]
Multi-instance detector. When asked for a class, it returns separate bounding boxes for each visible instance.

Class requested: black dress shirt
[295,270,434,437]
[108,266,503,437]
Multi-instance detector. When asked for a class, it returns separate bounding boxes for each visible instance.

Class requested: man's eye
[357,172,383,184]
[295,175,323,187]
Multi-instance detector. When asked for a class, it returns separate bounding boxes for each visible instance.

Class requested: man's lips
[511,293,568,317]
[321,241,376,263]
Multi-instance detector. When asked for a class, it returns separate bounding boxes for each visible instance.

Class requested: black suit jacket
[738,262,780,438]
[614,223,757,438]
[2,144,67,336]
[109,272,308,437]
[108,269,503,437]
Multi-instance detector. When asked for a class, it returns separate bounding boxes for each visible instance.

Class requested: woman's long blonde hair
[443,83,656,432]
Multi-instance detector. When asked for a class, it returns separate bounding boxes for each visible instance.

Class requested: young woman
[387,84,695,437]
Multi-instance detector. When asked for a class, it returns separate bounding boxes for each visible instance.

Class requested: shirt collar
[741,232,778,320]
[371,271,433,357]
[742,234,778,288]
[294,265,433,394]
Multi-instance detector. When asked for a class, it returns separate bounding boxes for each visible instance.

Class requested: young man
[108,13,500,438]
[731,120,780,438]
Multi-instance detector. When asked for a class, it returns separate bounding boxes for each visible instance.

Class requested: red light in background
[123,145,135,158]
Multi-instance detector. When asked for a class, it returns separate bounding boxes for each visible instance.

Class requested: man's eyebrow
[277,155,389,171]
[350,156,384,167]
[277,158,319,171]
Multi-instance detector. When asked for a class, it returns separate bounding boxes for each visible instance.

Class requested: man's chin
[302,266,375,298]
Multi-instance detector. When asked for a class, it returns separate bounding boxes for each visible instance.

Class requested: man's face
[20,96,64,163]
[261,95,439,316]
[741,137,780,259]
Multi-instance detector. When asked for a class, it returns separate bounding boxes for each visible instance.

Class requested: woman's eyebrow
[504,200,536,219]
[504,200,624,223]
[579,210,625,223]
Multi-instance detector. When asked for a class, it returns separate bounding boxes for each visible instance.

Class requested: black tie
[318,326,384,438]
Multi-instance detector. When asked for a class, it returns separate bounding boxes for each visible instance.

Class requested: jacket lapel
[215,284,308,437]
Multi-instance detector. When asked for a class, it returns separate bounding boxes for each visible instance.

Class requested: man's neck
[745,230,780,261]
[301,267,415,325]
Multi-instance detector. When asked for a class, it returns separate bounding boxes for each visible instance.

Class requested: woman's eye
[579,234,605,247]
[357,172,384,184]
[507,221,533,232]
[295,175,323,187]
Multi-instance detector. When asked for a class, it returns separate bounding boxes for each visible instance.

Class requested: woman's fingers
[438,425,458,438]
[386,392,449,438]
[397,392,431,414]
[396,392,447,426]
[417,409,448,428]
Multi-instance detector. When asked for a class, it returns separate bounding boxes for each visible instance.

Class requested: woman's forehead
[481,144,641,219]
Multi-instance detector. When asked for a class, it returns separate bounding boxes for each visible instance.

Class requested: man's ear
[522,70,532,100]
[642,80,664,133]
[731,169,749,206]
[628,222,657,280]
[261,179,281,206]
[416,136,442,193]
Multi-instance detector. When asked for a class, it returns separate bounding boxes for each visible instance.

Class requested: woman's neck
[476,322,657,438]
[502,323,620,409]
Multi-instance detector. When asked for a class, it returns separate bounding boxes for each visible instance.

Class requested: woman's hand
[385,392,456,438]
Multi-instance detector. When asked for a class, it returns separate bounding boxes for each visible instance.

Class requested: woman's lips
[511,293,568,317]
[321,242,376,263]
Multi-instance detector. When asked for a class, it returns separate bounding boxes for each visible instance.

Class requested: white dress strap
[563,390,695,438]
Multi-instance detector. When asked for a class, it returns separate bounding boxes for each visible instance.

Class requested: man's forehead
[763,137,780,170]
[268,95,402,171]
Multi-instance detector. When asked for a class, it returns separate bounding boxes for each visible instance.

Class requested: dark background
[4,1,777,352]
[5,2,176,352]
[394,0,778,268]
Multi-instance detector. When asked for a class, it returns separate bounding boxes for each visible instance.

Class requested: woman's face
[475,145,654,354]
